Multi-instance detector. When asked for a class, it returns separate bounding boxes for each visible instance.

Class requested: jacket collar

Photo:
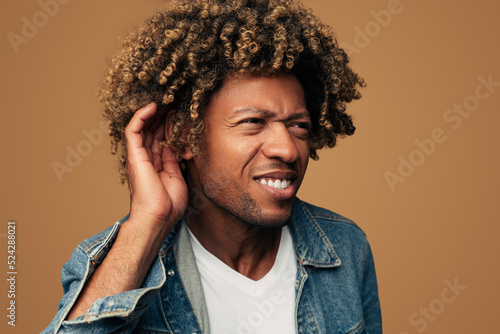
[289,199,341,268]
[161,197,342,267]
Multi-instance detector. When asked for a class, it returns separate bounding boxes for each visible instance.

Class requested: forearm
[66,217,172,320]
[62,102,188,323]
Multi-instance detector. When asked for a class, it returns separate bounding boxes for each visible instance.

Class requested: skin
[185,73,310,279]
[66,72,310,320]
[67,102,188,320]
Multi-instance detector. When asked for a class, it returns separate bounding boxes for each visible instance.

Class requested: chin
[232,207,293,228]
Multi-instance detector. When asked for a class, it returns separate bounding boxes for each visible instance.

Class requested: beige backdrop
[1,0,499,333]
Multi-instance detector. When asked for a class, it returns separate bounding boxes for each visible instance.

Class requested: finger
[124,103,157,153]
[149,120,167,171]
[144,107,169,150]
[161,145,183,179]
[144,116,163,148]
[151,120,166,158]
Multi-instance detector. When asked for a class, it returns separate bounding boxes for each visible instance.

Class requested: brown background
[1,0,499,332]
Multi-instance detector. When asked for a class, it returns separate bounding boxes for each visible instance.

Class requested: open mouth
[255,178,292,190]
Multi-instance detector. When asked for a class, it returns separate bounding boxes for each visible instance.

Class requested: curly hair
[99,0,365,182]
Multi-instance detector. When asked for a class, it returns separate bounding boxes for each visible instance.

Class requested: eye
[290,122,311,132]
[240,118,264,125]
[292,122,311,130]
[289,122,311,138]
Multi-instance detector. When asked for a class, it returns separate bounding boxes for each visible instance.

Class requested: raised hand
[124,102,188,234]
[66,103,189,320]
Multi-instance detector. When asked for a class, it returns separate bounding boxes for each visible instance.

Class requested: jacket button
[168,269,175,276]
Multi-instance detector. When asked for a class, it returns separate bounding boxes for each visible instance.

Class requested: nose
[261,124,300,163]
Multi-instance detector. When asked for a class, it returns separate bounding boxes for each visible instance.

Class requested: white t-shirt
[188,226,297,334]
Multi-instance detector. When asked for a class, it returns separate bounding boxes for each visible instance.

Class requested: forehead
[205,72,307,119]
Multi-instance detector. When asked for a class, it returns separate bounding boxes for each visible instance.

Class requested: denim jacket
[43,199,382,333]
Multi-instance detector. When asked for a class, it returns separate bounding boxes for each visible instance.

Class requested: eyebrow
[229,106,310,122]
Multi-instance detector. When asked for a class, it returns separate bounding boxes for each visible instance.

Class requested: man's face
[186,72,310,227]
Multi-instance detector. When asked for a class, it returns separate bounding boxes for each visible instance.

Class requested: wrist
[127,209,177,232]
[121,213,177,248]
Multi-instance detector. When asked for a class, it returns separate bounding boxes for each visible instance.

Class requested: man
[44,0,381,333]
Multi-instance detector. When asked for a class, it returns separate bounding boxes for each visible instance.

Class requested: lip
[253,170,298,181]
[255,179,297,201]
[253,170,298,201]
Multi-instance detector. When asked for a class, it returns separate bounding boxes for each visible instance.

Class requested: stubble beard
[195,136,294,228]
[197,161,293,228]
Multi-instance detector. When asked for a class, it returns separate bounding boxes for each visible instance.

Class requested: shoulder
[297,200,358,225]
[295,199,365,235]
[293,199,369,252]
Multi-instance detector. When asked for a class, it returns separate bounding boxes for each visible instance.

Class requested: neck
[186,201,283,281]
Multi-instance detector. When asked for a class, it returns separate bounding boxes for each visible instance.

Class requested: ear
[165,108,194,161]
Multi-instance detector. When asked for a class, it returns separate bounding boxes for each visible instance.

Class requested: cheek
[297,141,310,169]
[203,136,256,180]
[299,139,310,154]
[220,136,260,159]
[294,138,310,156]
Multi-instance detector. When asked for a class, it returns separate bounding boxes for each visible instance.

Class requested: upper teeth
[257,178,292,190]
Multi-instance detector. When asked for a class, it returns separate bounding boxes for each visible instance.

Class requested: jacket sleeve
[362,239,382,334]
[41,221,167,334]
